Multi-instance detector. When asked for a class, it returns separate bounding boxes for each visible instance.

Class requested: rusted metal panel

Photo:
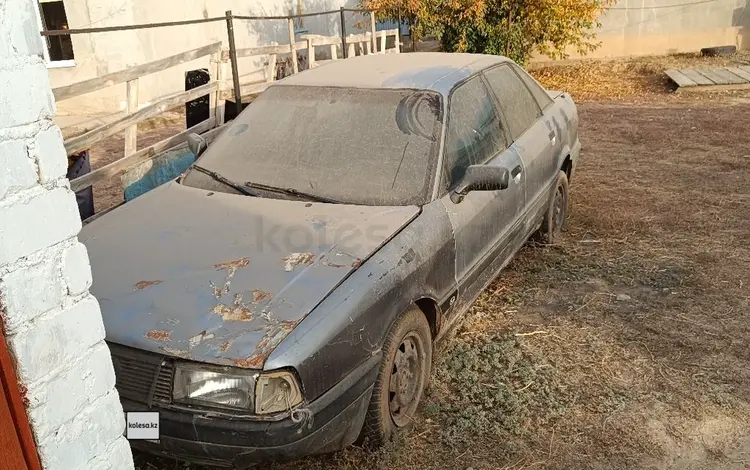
[79,181,419,369]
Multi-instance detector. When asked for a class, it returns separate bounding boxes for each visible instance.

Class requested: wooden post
[266,53,277,82]
[211,52,227,125]
[287,17,298,74]
[380,31,386,54]
[209,51,225,126]
[330,43,338,60]
[347,41,355,58]
[306,38,315,68]
[365,34,372,54]
[370,11,377,53]
[124,78,138,156]
[394,29,401,53]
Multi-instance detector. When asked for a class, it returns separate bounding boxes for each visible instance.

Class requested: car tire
[535,170,569,245]
[359,307,432,448]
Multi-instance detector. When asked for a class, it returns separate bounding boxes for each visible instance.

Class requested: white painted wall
[532,0,750,61]
[48,0,367,115]
[0,0,134,468]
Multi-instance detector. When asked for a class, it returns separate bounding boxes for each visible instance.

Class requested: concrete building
[0,0,133,468]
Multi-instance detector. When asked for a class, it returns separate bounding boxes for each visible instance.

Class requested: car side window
[442,76,508,190]
[483,65,542,141]
[510,64,554,111]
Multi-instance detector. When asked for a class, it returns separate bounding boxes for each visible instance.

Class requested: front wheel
[535,170,570,245]
[359,308,432,448]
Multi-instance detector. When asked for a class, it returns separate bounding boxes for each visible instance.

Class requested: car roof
[274,52,508,95]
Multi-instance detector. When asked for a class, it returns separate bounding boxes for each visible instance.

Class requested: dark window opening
[443,75,508,189]
[39,1,74,61]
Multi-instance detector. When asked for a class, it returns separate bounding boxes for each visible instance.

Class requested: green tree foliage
[363,0,615,64]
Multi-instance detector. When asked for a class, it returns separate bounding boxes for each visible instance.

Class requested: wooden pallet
[665,66,750,92]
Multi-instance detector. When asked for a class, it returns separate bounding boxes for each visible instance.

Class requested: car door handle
[511,164,522,182]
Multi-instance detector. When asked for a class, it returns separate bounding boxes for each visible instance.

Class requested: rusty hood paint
[79,182,419,368]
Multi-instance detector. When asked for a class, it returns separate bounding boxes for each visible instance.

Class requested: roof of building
[275,52,507,94]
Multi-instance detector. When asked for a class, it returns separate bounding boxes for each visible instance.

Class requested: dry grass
[530,51,750,102]
[134,55,750,470]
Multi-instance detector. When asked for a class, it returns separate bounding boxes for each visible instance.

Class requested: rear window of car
[483,65,542,141]
[510,64,554,111]
[182,85,443,206]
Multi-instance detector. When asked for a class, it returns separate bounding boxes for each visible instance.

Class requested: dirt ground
[86,112,185,213]
[129,53,750,470]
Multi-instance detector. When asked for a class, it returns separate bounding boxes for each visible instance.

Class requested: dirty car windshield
[181,85,442,206]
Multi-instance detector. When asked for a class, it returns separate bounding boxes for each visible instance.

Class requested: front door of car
[438,75,525,306]
[483,64,560,218]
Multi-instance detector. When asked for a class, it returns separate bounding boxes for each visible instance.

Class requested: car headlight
[255,370,303,415]
[173,363,255,411]
[173,363,304,415]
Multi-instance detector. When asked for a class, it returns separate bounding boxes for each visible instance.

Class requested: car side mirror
[450,164,509,204]
[187,133,207,157]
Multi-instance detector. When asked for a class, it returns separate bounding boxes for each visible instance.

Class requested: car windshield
[181,85,443,206]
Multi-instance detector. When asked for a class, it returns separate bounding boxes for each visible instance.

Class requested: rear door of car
[482,63,561,224]
[437,74,525,307]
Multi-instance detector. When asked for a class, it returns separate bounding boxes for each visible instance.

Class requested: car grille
[108,342,174,406]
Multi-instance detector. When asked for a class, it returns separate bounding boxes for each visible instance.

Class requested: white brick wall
[0,0,133,468]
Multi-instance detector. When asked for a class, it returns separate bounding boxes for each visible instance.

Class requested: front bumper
[127,354,380,468]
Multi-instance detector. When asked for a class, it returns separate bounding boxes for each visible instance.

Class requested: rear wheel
[535,170,569,245]
[359,308,432,447]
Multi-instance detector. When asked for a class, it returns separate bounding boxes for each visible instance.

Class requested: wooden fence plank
[220,80,272,100]
[679,68,714,86]
[53,42,221,102]
[70,117,217,192]
[266,53,277,82]
[124,78,139,156]
[307,38,316,68]
[65,82,218,156]
[288,18,298,74]
[696,68,727,85]
[209,51,226,125]
[711,67,747,84]
[370,14,377,53]
[231,43,292,59]
[725,66,750,82]
[665,69,696,88]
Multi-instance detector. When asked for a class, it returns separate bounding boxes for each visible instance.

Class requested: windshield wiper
[244,181,340,204]
[191,165,259,197]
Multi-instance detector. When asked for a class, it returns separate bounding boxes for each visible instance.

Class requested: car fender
[264,200,457,401]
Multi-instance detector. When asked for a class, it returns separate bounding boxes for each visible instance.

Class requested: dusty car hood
[80,182,419,368]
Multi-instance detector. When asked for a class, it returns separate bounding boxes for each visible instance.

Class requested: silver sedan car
[80,52,580,468]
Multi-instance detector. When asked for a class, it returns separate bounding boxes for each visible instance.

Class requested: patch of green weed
[425,333,568,445]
